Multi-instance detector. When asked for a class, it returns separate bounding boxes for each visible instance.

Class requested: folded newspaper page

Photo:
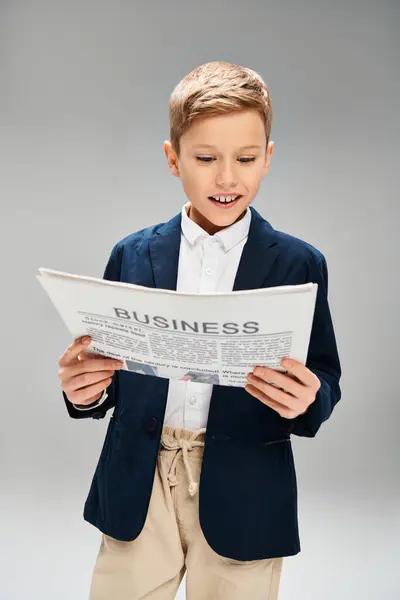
[37,268,318,388]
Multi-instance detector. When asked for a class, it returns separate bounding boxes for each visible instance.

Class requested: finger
[66,375,113,405]
[280,359,318,388]
[247,374,296,409]
[78,347,110,361]
[245,384,297,419]
[77,348,102,362]
[59,336,91,367]
[58,358,123,384]
[245,384,286,412]
[75,358,124,373]
[73,369,115,391]
[251,366,304,398]
[64,370,114,399]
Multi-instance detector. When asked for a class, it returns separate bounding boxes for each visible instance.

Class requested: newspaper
[37,268,318,388]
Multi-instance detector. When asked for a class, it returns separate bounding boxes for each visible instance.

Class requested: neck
[187,204,246,235]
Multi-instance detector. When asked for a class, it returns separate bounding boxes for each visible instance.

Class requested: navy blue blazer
[62,205,341,560]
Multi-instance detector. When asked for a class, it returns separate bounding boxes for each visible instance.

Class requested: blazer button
[146,417,159,432]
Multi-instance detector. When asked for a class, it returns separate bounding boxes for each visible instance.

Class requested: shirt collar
[181,202,251,251]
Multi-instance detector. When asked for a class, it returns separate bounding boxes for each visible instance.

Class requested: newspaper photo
[37,268,318,388]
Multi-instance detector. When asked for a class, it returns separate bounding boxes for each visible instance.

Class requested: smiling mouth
[208,195,242,207]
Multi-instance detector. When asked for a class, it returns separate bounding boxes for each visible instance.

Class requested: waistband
[160,425,206,497]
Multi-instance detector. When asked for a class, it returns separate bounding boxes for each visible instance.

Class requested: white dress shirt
[74,202,252,429]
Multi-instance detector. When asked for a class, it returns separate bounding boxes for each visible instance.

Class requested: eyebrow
[192,144,262,150]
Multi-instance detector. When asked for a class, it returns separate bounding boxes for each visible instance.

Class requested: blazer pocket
[261,437,291,447]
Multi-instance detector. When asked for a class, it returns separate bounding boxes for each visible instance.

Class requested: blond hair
[169,61,273,158]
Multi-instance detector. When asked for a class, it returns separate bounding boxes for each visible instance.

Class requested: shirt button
[205,268,213,275]
[189,396,197,406]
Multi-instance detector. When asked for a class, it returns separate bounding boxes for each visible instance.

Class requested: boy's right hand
[58,336,124,406]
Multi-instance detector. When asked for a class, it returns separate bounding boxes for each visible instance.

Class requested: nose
[216,160,238,188]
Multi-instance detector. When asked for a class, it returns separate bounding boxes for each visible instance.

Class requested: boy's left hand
[245,358,321,419]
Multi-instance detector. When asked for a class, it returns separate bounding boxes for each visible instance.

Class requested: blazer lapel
[233,206,280,291]
[149,212,182,291]
[148,205,279,292]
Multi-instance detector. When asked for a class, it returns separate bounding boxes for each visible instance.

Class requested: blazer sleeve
[290,251,342,437]
[62,243,122,420]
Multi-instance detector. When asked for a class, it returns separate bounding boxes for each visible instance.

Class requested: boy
[58,61,341,600]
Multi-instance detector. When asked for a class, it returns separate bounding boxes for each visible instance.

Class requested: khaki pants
[89,425,283,600]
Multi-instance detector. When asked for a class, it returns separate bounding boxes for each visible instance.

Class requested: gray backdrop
[1,1,398,599]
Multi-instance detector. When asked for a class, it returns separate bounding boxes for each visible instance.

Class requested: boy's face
[164,109,274,234]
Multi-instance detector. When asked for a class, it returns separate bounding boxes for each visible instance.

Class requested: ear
[261,141,274,177]
[163,141,180,178]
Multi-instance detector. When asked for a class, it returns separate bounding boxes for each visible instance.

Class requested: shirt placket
[184,239,221,422]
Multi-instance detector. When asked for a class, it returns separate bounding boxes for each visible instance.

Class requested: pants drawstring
[161,428,206,497]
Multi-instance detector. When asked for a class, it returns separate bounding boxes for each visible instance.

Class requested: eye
[196,157,256,163]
